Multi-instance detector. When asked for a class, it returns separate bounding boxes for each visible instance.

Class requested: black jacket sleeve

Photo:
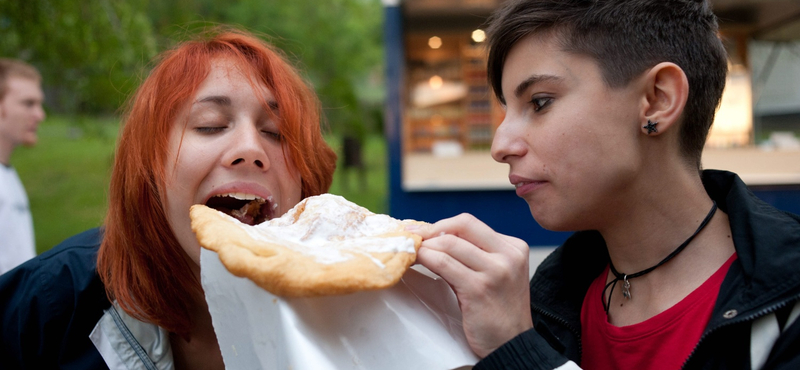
[475,328,577,370]
[0,228,110,369]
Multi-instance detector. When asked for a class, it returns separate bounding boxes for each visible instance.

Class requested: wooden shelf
[403,32,503,154]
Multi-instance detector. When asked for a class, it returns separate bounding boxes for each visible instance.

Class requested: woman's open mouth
[205,193,274,225]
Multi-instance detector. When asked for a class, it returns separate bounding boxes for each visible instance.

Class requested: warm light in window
[428,36,442,49]
[429,75,443,89]
[707,63,753,148]
[472,29,486,43]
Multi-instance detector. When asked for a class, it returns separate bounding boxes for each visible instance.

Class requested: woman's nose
[491,116,528,163]
[230,157,264,168]
[224,125,270,170]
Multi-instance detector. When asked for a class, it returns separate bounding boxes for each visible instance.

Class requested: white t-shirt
[0,164,35,274]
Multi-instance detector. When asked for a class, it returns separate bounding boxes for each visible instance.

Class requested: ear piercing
[643,119,658,134]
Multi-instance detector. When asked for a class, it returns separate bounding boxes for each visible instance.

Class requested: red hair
[97,28,337,337]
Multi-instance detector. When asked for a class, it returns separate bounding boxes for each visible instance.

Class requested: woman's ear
[640,62,689,136]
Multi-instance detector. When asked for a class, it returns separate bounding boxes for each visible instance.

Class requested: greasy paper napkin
[200,248,479,369]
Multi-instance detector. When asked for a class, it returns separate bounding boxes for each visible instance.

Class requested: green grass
[325,134,389,214]
[12,116,387,255]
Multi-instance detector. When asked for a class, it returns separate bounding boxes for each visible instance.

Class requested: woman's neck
[598,165,714,273]
[170,294,225,369]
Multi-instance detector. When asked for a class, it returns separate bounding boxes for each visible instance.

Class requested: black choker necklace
[602,201,718,314]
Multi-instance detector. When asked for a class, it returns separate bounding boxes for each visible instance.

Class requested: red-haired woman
[0,28,337,369]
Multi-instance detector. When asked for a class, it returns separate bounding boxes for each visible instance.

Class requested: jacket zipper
[682,295,800,369]
[531,303,583,363]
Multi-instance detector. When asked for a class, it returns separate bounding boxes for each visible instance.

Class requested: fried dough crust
[190,194,424,297]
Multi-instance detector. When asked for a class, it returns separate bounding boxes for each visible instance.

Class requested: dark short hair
[486,0,728,168]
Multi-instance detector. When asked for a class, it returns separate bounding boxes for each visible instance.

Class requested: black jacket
[477,170,800,370]
[0,228,110,369]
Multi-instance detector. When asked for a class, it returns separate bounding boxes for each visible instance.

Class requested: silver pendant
[622,275,632,300]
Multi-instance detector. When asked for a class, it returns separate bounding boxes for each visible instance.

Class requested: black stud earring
[643,119,658,134]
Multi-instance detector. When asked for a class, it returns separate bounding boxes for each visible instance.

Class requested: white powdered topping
[236,194,415,267]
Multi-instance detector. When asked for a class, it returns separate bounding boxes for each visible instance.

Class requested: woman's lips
[509,175,547,197]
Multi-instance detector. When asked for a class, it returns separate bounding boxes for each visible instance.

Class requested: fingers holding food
[410,213,533,357]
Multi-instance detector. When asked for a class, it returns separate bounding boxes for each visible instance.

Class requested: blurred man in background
[0,58,45,274]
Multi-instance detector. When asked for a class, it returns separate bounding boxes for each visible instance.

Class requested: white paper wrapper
[201,248,479,369]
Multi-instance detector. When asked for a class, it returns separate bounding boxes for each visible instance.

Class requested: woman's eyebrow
[195,95,231,106]
[514,74,563,99]
[193,95,279,114]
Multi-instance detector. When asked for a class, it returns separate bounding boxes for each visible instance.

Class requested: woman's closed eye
[262,130,282,141]
[194,126,227,134]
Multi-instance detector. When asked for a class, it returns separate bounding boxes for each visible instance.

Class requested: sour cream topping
[235,194,416,267]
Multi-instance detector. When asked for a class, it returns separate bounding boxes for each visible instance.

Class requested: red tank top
[580,254,736,369]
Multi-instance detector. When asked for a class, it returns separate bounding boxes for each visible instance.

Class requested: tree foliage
[0,0,157,114]
[0,0,385,135]
[217,0,385,137]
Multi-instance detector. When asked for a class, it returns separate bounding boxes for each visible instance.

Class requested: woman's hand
[409,213,533,358]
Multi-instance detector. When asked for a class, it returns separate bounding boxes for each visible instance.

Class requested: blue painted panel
[751,186,800,216]
[391,190,572,247]
[384,4,405,219]
[386,186,800,248]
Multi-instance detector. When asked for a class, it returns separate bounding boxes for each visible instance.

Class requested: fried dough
[190,194,424,297]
